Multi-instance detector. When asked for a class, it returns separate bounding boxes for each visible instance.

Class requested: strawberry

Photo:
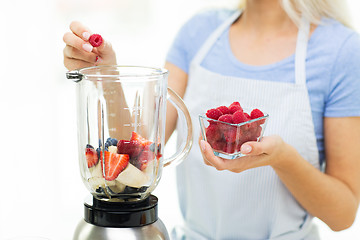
[136,148,155,171]
[216,106,230,115]
[117,140,143,158]
[130,132,153,148]
[85,147,99,168]
[103,151,129,181]
[89,34,103,47]
[206,108,223,120]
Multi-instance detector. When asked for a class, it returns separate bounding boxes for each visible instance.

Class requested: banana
[116,163,149,188]
[108,146,117,153]
[89,161,102,178]
[88,177,115,189]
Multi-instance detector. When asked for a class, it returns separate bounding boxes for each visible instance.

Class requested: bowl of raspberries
[199,102,269,159]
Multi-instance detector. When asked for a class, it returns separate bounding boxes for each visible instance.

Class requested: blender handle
[163,87,193,167]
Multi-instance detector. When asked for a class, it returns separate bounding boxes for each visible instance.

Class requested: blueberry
[106,137,112,144]
[96,147,102,159]
[98,139,102,147]
[111,138,118,146]
[86,144,94,149]
[149,143,155,152]
[105,142,110,148]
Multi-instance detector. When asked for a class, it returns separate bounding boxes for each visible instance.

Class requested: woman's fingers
[63,57,94,71]
[63,32,93,53]
[69,21,92,40]
[200,140,226,170]
[63,45,97,63]
[240,136,282,156]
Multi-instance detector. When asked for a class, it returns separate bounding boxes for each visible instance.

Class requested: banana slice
[116,163,149,188]
[108,146,117,153]
[88,177,115,189]
[110,181,126,193]
[89,161,102,178]
[144,159,156,178]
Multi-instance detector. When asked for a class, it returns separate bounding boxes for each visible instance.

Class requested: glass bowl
[199,112,269,159]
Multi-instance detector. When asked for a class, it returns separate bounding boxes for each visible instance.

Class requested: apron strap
[192,10,242,65]
[295,16,310,85]
[191,10,310,86]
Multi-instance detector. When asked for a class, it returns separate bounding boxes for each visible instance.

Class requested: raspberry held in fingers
[89,34,103,47]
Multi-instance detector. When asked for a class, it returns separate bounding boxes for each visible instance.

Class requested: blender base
[73,194,170,240]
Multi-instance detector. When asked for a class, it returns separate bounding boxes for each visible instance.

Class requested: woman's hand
[199,135,293,173]
[63,21,117,71]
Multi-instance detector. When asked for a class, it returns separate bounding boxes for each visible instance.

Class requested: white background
[0,0,359,239]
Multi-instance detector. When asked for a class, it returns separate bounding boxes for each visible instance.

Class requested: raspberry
[206,123,222,141]
[218,114,233,123]
[223,142,236,153]
[250,108,265,124]
[212,140,226,152]
[229,102,243,114]
[216,106,230,115]
[89,34,103,47]
[223,127,237,143]
[232,110,248,124]
[250,109,264,119]
[206,108,223,120]
[244,112,251,120]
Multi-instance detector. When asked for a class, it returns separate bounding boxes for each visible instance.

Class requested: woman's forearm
[272,144,359,231]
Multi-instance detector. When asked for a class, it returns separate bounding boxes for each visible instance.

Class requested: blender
[66,66,193,240]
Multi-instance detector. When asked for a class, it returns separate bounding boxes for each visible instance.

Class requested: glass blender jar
[67,65,193,240]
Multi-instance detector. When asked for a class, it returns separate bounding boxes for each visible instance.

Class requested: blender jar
[67,66,192,202]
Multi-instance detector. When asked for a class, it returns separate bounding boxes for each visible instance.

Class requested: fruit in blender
[86,132,160,193]
[85,147,99,168]
[103,151,129,181]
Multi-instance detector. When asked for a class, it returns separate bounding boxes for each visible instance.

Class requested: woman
[63,0,360,239]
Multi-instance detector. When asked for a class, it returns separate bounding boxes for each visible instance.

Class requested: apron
[173,10,320,240]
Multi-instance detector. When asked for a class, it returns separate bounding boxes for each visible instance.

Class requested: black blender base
[73,194,170,240]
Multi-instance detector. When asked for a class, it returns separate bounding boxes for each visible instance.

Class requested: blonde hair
[238,0,352,28]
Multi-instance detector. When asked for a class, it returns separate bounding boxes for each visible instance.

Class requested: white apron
[173,10,320,240]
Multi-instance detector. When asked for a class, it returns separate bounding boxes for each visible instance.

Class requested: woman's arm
[164,62,188,143]
[199,116,360,231]
[272,117,360,231]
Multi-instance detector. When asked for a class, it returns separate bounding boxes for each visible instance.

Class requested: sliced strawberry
[103,151,129,181]
[130,132,153,148]
[117,140,143,158]
[85,148,99,168]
